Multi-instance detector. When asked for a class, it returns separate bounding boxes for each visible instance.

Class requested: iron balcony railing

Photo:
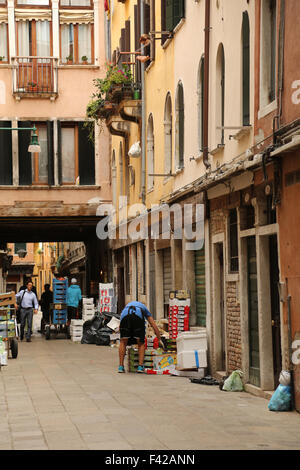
[12,57,59,96]
[116,51,142,96]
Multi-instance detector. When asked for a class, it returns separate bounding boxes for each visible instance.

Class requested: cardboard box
[177,350,207,369]
[152,353,177,373]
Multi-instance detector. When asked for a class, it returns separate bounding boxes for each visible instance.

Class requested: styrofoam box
[71,319,84,326]
[70,327,83,334]
[83,305,95,311]
[176,330,207,354]
[71,336,82,342]
[177,350,207,369]
[82,298,94,304]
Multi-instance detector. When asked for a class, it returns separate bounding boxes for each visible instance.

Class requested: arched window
[242,11,250,126]
[111,150,117,208]
[216,43,225,146]
[119,141,123,198]
[175,81,184,169]
[147,114,154,190]
[164,93,172,176]
[197,56,205,152]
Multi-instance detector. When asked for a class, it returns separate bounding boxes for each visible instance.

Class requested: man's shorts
[120,313,145,342]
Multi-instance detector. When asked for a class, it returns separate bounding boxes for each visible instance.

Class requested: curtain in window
[36,127,48,183]
[60,0,90,6]
[61,24,71,60]
[18,0,50,5]
[0,23,7,60]
[36,21,50,57]
[18,21,30,57]
[61,127,75,183]
[78,23,91,62]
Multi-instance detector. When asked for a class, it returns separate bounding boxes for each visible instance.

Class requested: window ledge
[162,18,185,50]
[258,100,277,120]
[231,125,252,141]
[210,144,225,156]
[147,187,154,194]
[145,60,155,73]
[58,65,100,70]
[175,166,184,175]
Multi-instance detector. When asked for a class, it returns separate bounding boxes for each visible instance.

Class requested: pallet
[0,292,16,307]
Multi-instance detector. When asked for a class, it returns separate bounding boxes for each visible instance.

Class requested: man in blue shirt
[119,301,162,374]
[15,281,39,342]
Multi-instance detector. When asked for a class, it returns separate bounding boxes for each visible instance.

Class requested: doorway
[247,236,260,387]
[213,242,226,371]
[269,234,282,387]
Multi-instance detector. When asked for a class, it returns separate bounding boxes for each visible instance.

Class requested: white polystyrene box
[177,350,207,369]
[176,330,207,354]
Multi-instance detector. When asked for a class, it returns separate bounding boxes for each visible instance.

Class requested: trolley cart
[0,292,18,359]
[45,279,70,340]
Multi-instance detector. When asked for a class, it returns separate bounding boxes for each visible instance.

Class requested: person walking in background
[66,278,82,325]
[19,277,37,296]
[15,281,39,342]
[118,301,163,374]
[39,284,53,334]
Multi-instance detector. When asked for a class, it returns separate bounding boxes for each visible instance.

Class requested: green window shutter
[47,121,54,186]
[0,121,13,185]
[242,11,250,126]
[165,0,173,31]
[78,122,95,186]
[173,0,185,29]
[57,120,62,185]
[195,248,206,327]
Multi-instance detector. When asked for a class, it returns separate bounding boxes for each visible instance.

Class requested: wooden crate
[0,292,16,307]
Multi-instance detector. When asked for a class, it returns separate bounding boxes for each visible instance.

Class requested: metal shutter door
[195,248,206,326]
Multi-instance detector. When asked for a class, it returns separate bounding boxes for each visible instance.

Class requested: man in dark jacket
[40,284,53,334]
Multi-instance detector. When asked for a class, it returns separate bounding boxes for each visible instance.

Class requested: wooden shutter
[161,0,167,44]
[134,3,141,82]
[144,2,150,34]
[173,0,185,28]
[78,122,95,186]
[247,236,260,387]
[165,0,173,31]
[57,120,62,185]
[178,83,184,167]
[195,248,206,327]
[242,11,250,126]
[0,121,12,185]
[18,121,32,186]
[125,19,131,63]
[47,121,54,186]
[150,0,156,60]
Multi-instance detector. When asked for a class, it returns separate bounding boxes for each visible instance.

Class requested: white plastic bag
[279,370,291,386]
[0,351,7,366]
[222,370,244,392]
[128,141,141,158]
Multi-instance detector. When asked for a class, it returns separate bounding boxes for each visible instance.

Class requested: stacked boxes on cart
[52,279,68,324]
[70,319,84,342]
[0,307,14,338]
[168,291,190,339]
[82,298,95,322]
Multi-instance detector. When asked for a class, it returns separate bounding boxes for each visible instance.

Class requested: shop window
[0,121,12,185]
[175,81,184,169]
[0,23,8,63]
[58,121,95,185]
[260,0,277,109]
[60,23,94,64]
[229,209,239,272]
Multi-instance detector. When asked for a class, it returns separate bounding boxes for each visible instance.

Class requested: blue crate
[52,309,67,325]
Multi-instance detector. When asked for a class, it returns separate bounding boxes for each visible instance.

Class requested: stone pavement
[0,331,300,450]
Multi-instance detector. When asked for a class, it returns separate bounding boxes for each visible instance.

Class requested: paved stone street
[0,317,300,450]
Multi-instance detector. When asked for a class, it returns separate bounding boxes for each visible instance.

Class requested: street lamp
[0,124,41,153]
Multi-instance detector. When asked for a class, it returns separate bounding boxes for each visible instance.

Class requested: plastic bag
[279,370,291,386]
[81,316,104,344]
[128,141,141,158]
[268,384,292,411]
[95,327,113,346]
[222,370,244,392]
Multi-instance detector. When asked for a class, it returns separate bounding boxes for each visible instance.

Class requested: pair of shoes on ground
[118,365,145,373]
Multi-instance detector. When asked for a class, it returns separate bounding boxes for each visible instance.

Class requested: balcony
[12,57,59,101]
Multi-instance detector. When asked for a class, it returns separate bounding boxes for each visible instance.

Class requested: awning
[0,9,8,23]
[15,9,52,21]
[59,10,94,24]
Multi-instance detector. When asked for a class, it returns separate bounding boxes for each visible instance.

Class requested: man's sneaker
[137,365,145,373]
[118,366,125,373]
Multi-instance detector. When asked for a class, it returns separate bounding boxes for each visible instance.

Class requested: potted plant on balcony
[0,56,4,62]
[81,55,89,65]
[66,55,73,65]
[27,81,37,92]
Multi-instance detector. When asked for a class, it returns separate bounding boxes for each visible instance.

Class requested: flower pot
[28,86,37,92]
[82,61,88,65]
[133,89,140,100]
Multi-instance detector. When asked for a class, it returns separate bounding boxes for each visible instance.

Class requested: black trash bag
[95,326,114,346]
[190,376,220,386]
[81,315,104,344]
[101,312,120,327]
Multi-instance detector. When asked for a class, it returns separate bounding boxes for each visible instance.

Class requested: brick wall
[226,282,242,372]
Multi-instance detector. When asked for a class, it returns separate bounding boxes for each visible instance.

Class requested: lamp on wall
[17,249,27,259]
[28,126,41,153]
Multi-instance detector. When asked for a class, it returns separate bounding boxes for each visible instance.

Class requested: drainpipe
[273,0,285,143]
[140,0,146,204]
[203,0,211,170]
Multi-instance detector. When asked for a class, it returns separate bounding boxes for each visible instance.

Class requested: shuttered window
[242,11,250,126]
[0,121,12,185]
[229,209,239,272]
[162,0,185,44]
[195,248,206,327]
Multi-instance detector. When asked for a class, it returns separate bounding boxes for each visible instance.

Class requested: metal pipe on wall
[203,0,211,170]
[140,0,146,204]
